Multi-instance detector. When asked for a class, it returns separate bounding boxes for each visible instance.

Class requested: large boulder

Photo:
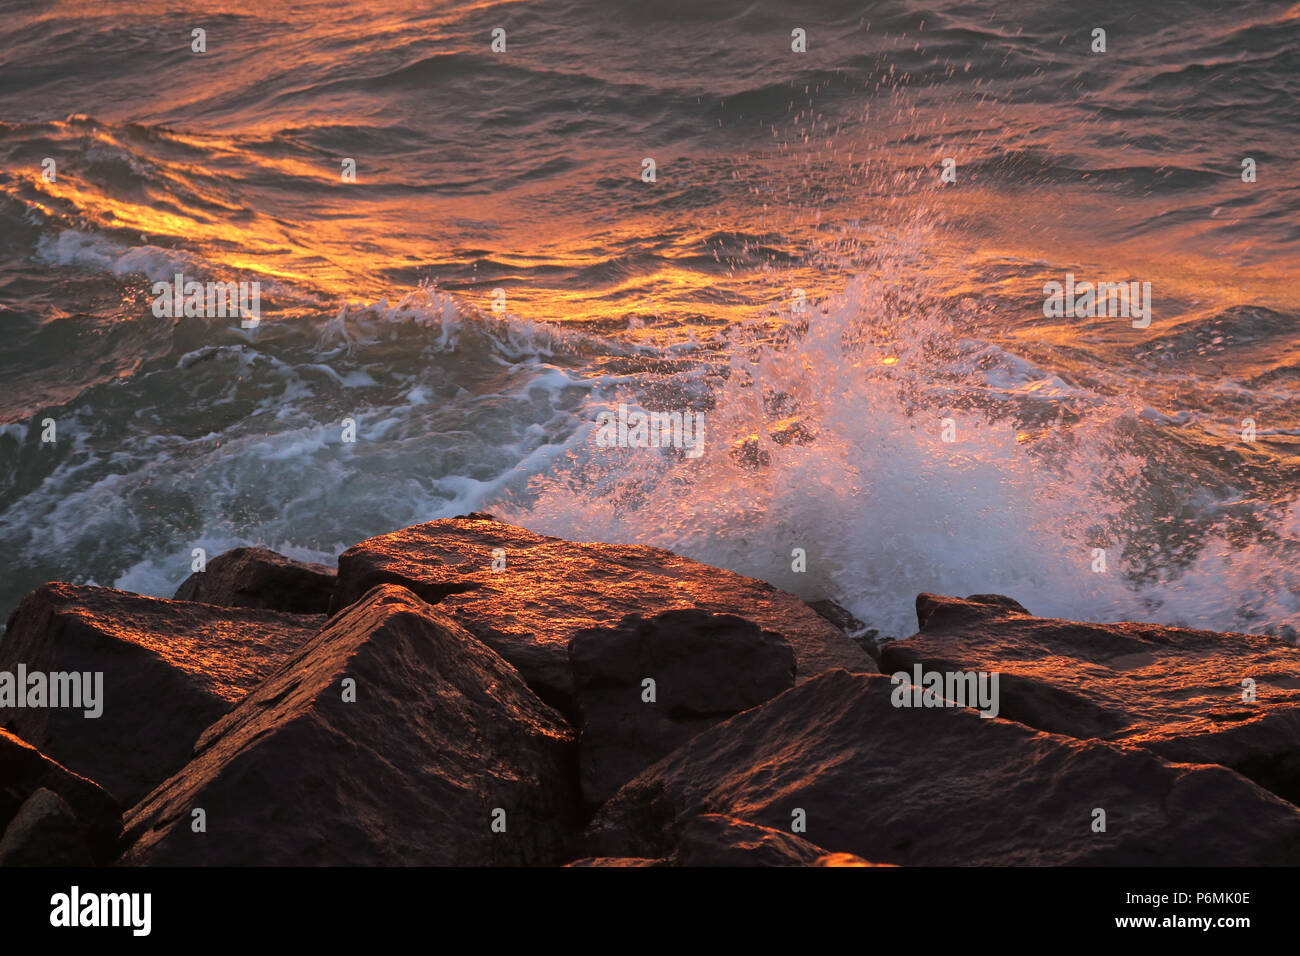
[881,593,1300,804]
[0,787,94,866]
[808,599,881,662]
[565,857,663,867]
[329,515,872,710]
[0,583,323,806]
[0,728,120,864]
[565,814,870,867]
[174,547,336,614]
[587,669,1300,865]
[121,584,580,866]
[669,814,834,866]
[569,610,795,805]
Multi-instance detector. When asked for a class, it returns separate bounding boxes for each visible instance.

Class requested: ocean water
[1,0,1297,639]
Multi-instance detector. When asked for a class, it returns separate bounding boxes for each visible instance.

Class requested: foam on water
[7,217,1297,643]
[500,240,1300,639]
[1,272,1294,646]
[0,283,633,621]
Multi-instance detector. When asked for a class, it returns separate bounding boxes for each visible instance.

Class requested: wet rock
[813,852,893,867]
[808,599,880,662]
[0,728,120,864]
[1,582,322,805]
[566,814,853,866]
[769,418,817,447]
[174,547,336,614]
[728,436,771,469]
[329,516,871,711]
[914,592,1029,629]
[670,814,828,866]
[121,584,579,866]
[565,856,664,867]
[569,610,795,805]
[587,669,1300,865]
[883,593,1300,804]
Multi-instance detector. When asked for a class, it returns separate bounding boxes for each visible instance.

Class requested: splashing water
[503,220,1300,638]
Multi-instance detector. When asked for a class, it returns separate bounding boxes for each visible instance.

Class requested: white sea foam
[500,267,1300,638]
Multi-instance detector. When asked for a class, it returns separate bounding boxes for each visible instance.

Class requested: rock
[121,584,579,866]
[1,582,323,806]
[587,669,1300,865]
[0,787,93,866]
[569,610,795,806]
[729,437,771,469]
[808,599,880,662]
[330,516,872,710]
[882,593,1300,804]
[566,815,847,866]
[174,547,336,614]
[769,418,817,447]
[670,814,828,866]
[0,728,120,864]
[959,593,1030,616]
[813,852,893,867]
[564,856,664,867]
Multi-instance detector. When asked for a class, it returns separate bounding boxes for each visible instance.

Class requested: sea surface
[1,0,1298,638]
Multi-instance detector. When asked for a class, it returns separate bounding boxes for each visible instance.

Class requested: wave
[497,233,1300,638]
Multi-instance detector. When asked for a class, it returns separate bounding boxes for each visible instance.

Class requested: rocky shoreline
[1,513,1298,866]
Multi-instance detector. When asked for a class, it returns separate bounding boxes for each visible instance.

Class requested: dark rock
[670,814,827,866]
[808,599,880,662]
[565,856,664,867]
[569,610,795,805]
[0,728,120,864]
[329,516,871,711]
[883,592,1300,804]
[587,669,1300,865]
[121,584,579,866]
[174,547,336,614]
[0,787,93,866]
[729,437,771,469]
[1,582,323,806]
[769,418,817,447]
[914,591,1029,630]
[963,594,1031,615]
